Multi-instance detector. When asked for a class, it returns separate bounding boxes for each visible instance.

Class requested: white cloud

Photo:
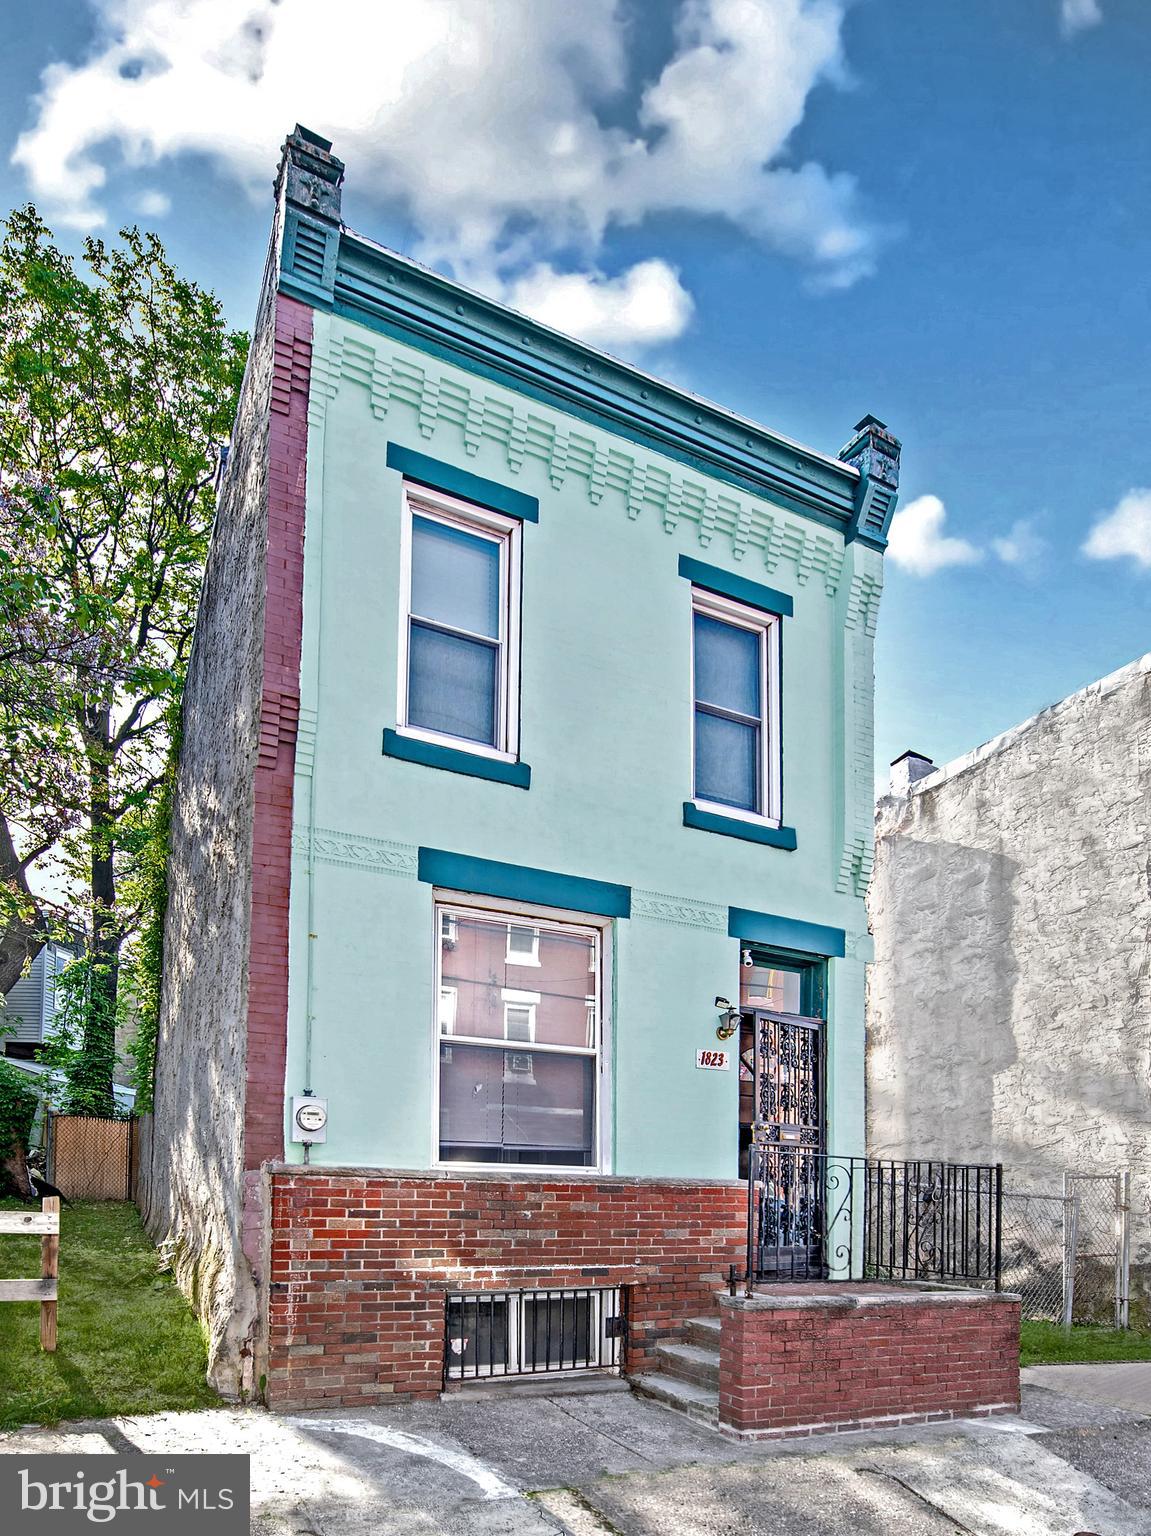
[503,260,693,351]
[134,188,170,218]
[1061,0,1103,37]
[992,517,1046,569]
[886,494,983,578]
[11,0,884,349]
[1082,489,1151,569]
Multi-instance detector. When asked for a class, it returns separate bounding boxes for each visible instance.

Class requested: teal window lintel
[728,906,846,959]
[682,802,797,850]
[386,443,539,522]
[383,729,531,788]
[418,848,630,918]
[678,555,793,618]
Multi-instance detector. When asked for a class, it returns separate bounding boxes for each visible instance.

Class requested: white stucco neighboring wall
[867,654,1151,1291]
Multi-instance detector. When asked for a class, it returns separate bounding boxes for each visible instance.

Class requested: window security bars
[742,1146,1003,1293]
[443,1287,625,1383]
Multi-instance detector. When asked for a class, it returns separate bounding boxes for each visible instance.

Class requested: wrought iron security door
[746,1009,825,1278]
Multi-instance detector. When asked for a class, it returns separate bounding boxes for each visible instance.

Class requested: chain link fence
[998,1173,1129,1325]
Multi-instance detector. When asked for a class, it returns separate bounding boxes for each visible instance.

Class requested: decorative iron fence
[742,1146,1003,1293]
[443,1286,625,1384]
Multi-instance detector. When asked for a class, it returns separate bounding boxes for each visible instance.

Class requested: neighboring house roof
[1,1056,136,1115]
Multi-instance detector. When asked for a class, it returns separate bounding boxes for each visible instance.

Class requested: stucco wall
[284,308,879,1181]
[143,237,277,1396]
[868,656,1151,1282]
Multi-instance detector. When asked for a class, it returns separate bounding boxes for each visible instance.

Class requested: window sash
[690,591,780,824]
[434,901,604,1168]
[398,487,521,759]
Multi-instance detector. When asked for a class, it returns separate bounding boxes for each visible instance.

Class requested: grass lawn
[1021,1319,1151,1367]
[0,1198,220,1429]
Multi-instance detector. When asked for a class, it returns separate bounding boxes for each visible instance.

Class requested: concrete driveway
[3,1377,1151,1535]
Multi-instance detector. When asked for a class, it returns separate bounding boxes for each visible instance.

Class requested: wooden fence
[48,1114,133,1200]
[0,1196,59,1350]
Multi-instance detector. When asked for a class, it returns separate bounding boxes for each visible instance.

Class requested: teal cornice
[281,230,865,538]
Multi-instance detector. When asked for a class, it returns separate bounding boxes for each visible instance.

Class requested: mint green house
[150,127,904,1402]
[276,138,898,1188]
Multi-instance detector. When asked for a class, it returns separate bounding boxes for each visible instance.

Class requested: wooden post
[40,1196,59,1352]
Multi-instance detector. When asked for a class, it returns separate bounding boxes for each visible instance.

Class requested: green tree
[0,207,247,1115]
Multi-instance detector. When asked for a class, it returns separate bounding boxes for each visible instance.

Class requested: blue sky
[4,0,1148,782]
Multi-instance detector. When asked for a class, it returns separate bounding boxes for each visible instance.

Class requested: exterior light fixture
[714,996,741,1042]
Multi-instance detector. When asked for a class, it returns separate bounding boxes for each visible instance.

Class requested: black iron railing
[443,1286,625,1384]
[741,1146,1003,1295]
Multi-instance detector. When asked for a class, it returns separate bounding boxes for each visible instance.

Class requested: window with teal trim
[398,483,521,761]
[435,902,603,1168]
[690,589,781,825]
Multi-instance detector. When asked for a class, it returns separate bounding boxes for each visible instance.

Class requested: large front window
[691,591,780,821]
[399,486,521,758]
[436,903,601,1167]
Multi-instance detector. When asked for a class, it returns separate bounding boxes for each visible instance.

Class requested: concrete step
[654,1340,721,1390]
[630,1371,719,1426]
[684,1315,721,1350]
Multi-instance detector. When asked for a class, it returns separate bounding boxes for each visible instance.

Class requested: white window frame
[501,989,540,1042]
[690,588,782,827]
[444,1287,620,1380]
[438,985,458,1035]
[396,483,522,761]
[432,894,610,1173]
[505,923,541,966]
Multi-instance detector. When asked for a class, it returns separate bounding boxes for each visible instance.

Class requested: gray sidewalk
[2,1377,1150,1535]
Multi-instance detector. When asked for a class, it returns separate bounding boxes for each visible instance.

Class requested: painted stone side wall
[265,1169,746,1408]
[145,242,278,1396]
[868,656,1151,1288]
[718,1291,1020,1436]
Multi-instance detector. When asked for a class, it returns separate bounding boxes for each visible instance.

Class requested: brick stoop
[630,1286,1021,1442]
[630,1312,722,1425]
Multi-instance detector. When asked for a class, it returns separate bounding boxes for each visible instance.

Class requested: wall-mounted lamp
[714,995,741,1041]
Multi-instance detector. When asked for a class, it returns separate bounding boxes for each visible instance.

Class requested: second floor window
[691,591,781,822]
[399,486,521,757]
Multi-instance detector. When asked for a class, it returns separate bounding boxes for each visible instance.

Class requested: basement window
[444,1287,624,1382]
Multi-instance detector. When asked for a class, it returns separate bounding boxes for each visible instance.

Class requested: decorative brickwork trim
[264,1170,746,1410]
[244,294,311,1172]
[717,1290,1020,1436]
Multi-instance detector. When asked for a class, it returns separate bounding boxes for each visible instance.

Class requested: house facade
[868,655,1151,1312]
[0,940,74,1059]
[142,128,1025,1426]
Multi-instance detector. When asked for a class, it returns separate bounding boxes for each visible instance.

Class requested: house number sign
[696,1049,730,1070]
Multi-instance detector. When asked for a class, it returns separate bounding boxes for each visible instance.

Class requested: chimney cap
[890,749,934,767]
[292,124,333,152]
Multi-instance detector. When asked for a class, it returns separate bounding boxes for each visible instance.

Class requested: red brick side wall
[265,1169,747,1409]
[243,294,311,1177]
[718,1291,1020,1437]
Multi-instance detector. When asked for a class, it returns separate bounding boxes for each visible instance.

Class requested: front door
[736,957,826,1278]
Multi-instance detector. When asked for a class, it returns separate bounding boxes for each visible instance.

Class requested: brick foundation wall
[265,1168,746,1409]
[718,1288,1020,1437]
